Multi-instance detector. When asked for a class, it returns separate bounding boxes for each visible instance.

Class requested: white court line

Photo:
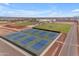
[40,33,62,56]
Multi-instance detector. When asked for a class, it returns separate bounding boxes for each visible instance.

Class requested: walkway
[59,23,78,56]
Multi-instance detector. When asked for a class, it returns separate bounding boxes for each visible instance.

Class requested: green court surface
[3,28,59,55]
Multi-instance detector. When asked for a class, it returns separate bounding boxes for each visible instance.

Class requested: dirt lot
[44,33,66,56]
[0,27,15,36]
[0,22,17,36]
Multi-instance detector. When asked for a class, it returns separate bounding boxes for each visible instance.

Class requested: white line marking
[40,33,62,56]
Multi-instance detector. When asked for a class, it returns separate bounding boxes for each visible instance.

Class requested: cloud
[71,9,79,16]
[72,9,79,12]
[0,4,78,17]
[0,5,59,17]
[0,3,10,6]
[0,4,70,17]
[4,3,10,6]
[13,10,57,17]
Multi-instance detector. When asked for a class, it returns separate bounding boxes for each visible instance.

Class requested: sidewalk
[59,23,78,56]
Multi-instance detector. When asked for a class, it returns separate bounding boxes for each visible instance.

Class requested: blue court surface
[3,28,59,55]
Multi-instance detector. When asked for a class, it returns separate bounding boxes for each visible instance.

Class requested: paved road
[0,38,31,56]
[59,23,78,56]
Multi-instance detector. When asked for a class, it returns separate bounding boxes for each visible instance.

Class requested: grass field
[15,21,34,26]
[34,23,72,33]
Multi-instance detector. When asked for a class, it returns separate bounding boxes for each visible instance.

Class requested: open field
[1,21,36,31]
[34,23,72,33]
[15,21,36,26]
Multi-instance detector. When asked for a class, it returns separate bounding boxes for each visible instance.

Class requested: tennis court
[3,28,59,55]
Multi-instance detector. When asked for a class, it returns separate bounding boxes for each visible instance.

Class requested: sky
[0,3,79,17]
